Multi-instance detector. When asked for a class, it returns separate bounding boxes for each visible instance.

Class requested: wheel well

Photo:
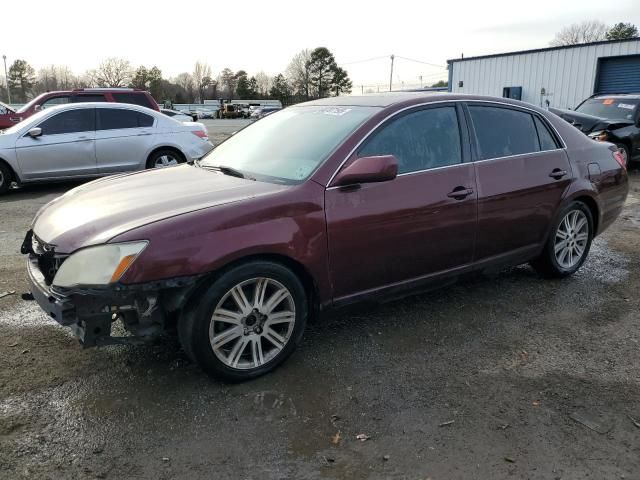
[574,195,599,234]
[0,158,17,183]
[186,254,320,318]
[147,146,186,165]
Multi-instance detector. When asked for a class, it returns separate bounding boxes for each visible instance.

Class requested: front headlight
[52,241,148,288]
[588,130,609,142]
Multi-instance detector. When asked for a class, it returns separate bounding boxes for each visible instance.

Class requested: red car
[0,88,159,129]
[23,93,628,381]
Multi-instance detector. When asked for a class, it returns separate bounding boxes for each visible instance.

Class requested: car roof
[37,102,160,114]
[300,92,541,108]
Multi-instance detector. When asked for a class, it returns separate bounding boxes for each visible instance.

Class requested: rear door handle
[447,187,474,200]
[549,168,568,179]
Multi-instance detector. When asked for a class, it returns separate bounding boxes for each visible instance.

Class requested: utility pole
[361,85,364,95]
[2,55,10,104]
[419,75,423,88]
[389,54,395,92]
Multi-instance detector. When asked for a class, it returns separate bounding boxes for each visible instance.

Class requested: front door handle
[447,186,474,200]
[9,117,21,123]
[549,168,568,179]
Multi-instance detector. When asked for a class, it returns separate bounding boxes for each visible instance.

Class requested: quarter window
[534,116,559,151]
[358,107,462,174]
[97,109,154,130]
[37,109,95,135]
[468,106,539,159]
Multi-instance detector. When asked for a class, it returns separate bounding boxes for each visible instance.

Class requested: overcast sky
[3,0,639,90]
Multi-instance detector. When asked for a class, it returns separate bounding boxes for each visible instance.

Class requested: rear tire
[0,162,13,194]
[178,261,308,382]
[531,201,593,278]
[146,149,186,169]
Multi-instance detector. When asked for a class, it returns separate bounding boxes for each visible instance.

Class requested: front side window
[112,92,154,109]
[468,106,539,160]
[358,106,462,174]
[37,109,95,135]
[97,109,154,130]
[40,96,71,109]
[201,105,380,183]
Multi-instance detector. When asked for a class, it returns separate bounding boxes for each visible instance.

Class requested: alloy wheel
[154,154,179,168]
[209,277,296,370]
[554,209,589,269]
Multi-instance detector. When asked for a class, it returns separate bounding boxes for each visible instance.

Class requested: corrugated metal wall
[450,39,640,109]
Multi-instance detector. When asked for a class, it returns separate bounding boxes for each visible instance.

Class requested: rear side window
[112,92,154,109]
[72,94,107,103]
[468,106,539,159]
[97,109,154,130]
[534,116,559,151]
[37,109,95,135]
[358,106,462,174]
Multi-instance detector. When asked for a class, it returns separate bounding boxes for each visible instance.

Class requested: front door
[95,108,156,173]
[325,104,477,302]
[466,103,573,265]
[15,108,96,180]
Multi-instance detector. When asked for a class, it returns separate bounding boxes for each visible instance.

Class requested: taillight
[192,130,208,139]
[613,150,627,170]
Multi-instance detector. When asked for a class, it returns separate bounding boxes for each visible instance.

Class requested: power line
[395,55,446,69]
[339,55,389,66]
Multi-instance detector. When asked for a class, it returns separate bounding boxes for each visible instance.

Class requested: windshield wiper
[197,163,254,180]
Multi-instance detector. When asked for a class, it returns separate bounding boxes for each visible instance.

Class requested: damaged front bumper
[26,253,198,347]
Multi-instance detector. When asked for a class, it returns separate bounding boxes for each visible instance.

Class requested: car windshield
[575,98,639,121]
[200,105,380,183]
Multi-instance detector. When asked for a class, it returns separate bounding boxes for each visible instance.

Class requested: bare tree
[550,20,608,46]
[34,65,79,94]
[87,58,133,87]
[286,49,312,98]
[175,72,195,102]
[193,61,212,103]
[254,71,273,97]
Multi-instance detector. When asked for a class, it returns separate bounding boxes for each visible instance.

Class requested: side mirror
[33,105,42,112]
[27,127,42,138]
[333,155,398,187]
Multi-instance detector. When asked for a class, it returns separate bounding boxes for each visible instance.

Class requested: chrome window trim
[325,99,567,188]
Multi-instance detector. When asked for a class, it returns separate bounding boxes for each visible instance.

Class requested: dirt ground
[0,165,639,479]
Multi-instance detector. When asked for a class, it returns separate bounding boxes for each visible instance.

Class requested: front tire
[178,261,308,382]
[616,144,631,168]
[0,162,12,194]
[531,201,593,278]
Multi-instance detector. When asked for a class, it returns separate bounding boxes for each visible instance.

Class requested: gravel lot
[0,143,639,479]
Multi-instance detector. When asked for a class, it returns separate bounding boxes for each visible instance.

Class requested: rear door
[15,108,96,180]
[466,103,571,267]
[325,104,477,301]
[95,108,156,173]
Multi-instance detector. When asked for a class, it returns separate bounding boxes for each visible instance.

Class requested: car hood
[549,107,634,133]
[33,165,289,253]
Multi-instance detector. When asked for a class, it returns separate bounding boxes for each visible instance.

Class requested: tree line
[1,47,353,105]
[550,21,637,47]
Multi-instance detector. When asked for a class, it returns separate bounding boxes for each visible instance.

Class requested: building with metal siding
[447,38,640,110]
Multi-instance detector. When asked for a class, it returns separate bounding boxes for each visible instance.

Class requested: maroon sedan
[24,93,628,381]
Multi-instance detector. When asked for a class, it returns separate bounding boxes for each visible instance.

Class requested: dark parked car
[0,88,159,130]
[23,93,628,381]
[550,93,640,167]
